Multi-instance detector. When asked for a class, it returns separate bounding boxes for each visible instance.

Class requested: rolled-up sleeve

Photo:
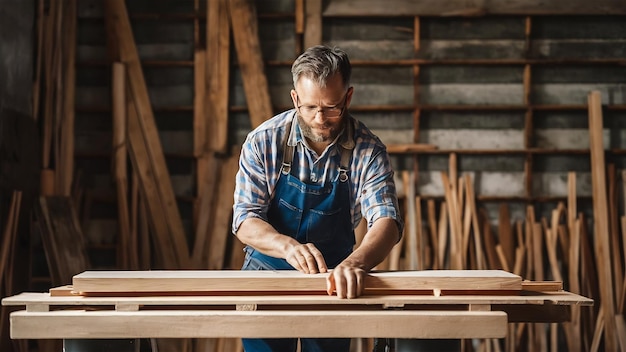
[232,135,270,235]
[359,149,404,238]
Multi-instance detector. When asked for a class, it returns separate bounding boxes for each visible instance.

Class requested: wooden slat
[386,143,437,154]
[499,204,515,270]
[587,90,617,351]
[207,152,240,270]
[105,0,190,268]
[303,0,322,49]
[607,164,624,303]
[207,0,230,153]
[193,49,207,158]
[3,290,593,308]
[126,98,179,268]
[323,0,626,16]
[57,0,76,197]
[228,0,273,129]
[71,270,521,294]
[427,199,438,269]
[0,191,21,296]
[10,310,508,339]
[112,62,135,269]
[402,171,418,270]
[481,208,501,270]
[35,196,89,286]
[191,154,221,268]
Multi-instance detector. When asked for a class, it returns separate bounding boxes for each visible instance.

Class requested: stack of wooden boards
[2,270,592,343]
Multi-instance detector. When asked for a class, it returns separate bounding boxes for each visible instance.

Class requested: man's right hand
[285,243,328,274]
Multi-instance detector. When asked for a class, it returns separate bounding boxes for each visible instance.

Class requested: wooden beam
[35,196,89,286]
[323,0,626,16]
[105,0,190,268]
[587,90,617,351]
[112,62,135,269]
[228,0,273,129]
[9,310,508,340]
[57,0,76,197]
[303,0,322,49]
[193,49,207,158]
[207,151,240,270]
[126,98,179,268]
[207,0,230,153]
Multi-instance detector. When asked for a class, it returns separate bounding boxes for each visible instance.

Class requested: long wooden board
[9,310,507,339]
[3,290,593,308]
[71,270,522,294]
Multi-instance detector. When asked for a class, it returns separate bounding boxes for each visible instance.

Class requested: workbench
[1,270,592,343]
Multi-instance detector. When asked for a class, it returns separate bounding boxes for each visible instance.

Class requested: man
[232,45,403,352]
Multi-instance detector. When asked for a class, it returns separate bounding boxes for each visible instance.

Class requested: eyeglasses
[296,92,348,119]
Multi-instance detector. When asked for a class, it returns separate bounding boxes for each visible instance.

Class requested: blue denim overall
[242,119,355,352]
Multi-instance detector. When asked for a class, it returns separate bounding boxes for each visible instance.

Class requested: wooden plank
[228,0,273,129]
[71,270,521,294]
[193,49,207,158]
[464,175,484,270]
[35,196,89,286]
[531,222,544,281]
[481,208,501,270]
[207,0,230,153]
[105,0,190,268]
[437,201,448,269]
[112,62,135,269]
[441,172,462,269]
[498,203,515,270]
[386,143,437,154]
[303,0,322,49]
[191,154,221,268]
[57,0,76,197]
[427,199,438,269]
[521,281,563,293]
[3,290,593,308]
[126,97,179,268]
[587,90,617,351]
[10,310,508,339]
[607,164,624,303]
[0,192,20,288]
[402,171,418,270]
[207,152,239,270]
[616,314,626,351]
[323,0,626,16]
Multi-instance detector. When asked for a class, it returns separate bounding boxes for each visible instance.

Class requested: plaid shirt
[232,109,403,236]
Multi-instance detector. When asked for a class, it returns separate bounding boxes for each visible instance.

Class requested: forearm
[341,217,400,271]
[235,217,300,259]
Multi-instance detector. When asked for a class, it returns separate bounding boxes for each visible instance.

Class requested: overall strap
[337,119,355,182]
[280,118,295,176]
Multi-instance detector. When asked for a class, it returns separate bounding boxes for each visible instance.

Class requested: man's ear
[345,86,354,107]
[290,89,298,107]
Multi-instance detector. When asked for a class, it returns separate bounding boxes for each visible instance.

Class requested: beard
[296,112,342,144]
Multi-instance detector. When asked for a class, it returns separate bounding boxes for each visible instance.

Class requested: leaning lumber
[104,0,190,268]
[228,0,273,129]
[587,90,617,351]
[35,196,89,286]
[206,0,231,153]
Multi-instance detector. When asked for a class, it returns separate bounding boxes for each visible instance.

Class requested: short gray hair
[291,45,351,88]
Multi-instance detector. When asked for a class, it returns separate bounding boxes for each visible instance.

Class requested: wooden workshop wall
[24,0,623,280]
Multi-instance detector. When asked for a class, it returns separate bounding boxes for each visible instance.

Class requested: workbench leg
[63,339,140,352]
